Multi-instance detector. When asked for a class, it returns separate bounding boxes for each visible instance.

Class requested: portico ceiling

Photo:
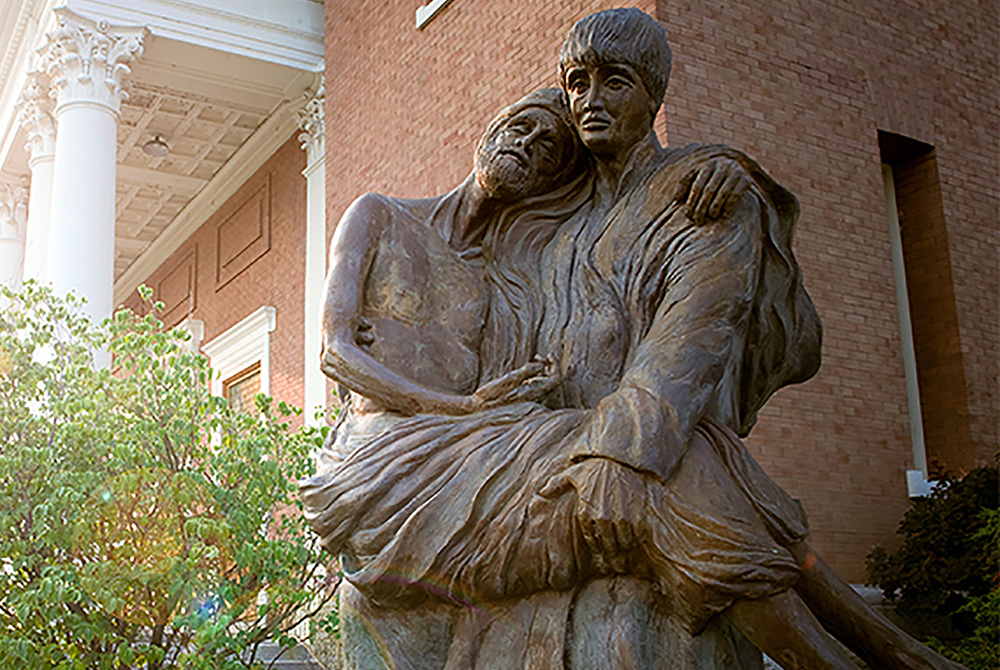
[113,82,264,277]
[112,35,317,279]
[0,0,323,289]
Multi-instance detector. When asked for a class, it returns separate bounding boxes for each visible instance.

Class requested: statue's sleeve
[571,187,764,482]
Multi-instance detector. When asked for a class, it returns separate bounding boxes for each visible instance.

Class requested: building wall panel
[128,135,307,416]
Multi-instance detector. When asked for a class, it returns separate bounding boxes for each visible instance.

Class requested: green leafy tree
[867,463,999,669]
[0,282,338,669]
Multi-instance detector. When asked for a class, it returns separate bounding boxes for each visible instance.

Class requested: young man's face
[476,107,573,200]
[563,61,654,160]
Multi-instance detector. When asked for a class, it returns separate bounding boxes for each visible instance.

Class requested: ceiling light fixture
[142,134,170,157]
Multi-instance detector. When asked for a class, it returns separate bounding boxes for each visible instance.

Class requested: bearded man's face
[476,107,573,200]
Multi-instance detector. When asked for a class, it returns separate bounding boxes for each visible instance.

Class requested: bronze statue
[303,9,965,670]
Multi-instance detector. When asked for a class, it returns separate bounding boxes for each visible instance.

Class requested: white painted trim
[113,97,303,306]
[302,149,325,426]
[416,0,453,29]
[882,164,930,489]
[298,79,326,426]
[177,316,203,352]
[201,305,275,397]
[906,469,939,498]
[62,0,323,70]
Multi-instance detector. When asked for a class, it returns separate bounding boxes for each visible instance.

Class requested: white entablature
[66,0,325,71]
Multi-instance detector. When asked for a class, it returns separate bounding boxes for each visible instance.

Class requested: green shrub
[0,283,338,669]
[924,508,1000,669]
[867,463,999,669]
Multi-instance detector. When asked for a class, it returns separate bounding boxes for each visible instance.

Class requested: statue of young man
[532,8,964,669]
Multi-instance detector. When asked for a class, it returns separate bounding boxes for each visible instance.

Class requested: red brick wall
[323,0,651,210]
[129,135,307,414]
[323,0,998,580]
[654,0,997,579]
[664,8,907,577]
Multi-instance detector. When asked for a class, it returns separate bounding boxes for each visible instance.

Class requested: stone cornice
[67,0,323,71]
[0,0,57,170]
[40,7,146,116]
[0,0,51,100]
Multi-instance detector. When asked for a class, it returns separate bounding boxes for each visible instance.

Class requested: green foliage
[0,282,338,669]
[867,464,999,669]
[925,508,1000,669]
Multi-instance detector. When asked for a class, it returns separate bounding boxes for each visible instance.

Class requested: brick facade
[129,135,308,415]
[652,0,997,578]
[321,0,997,581]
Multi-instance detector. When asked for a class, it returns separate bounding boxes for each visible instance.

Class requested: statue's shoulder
[628,143,741,208]
[348,191,448,223]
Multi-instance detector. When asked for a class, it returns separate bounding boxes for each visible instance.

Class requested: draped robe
[301,143,822,669]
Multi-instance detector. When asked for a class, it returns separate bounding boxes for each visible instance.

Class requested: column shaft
[23,154,54,282]
[40,8,144,324]
[48,102,118,320]
[298,82,327,425]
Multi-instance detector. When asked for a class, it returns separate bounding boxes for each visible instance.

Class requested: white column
[298,81,327,425]
[16,71,57,284]
[41,8,144,324]
[0,177,29,291]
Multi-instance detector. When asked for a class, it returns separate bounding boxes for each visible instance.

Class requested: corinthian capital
[297,82,325,164]
[40,8,146,116]
[16,71,56,162]
[0,177,29,242]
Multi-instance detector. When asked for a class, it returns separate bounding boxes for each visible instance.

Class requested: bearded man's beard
[475,141,534,201]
